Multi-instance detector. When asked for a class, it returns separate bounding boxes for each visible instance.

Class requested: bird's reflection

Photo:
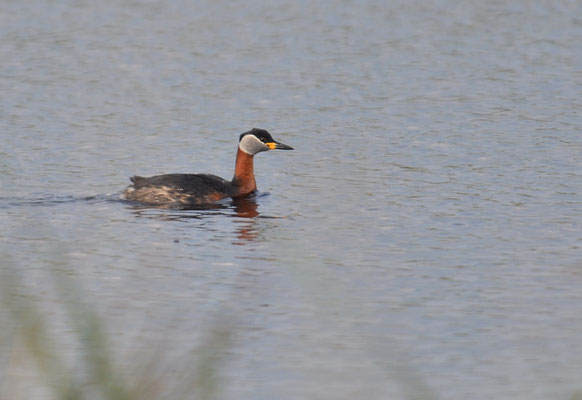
[231,196,259,218]
[126,194,265,245]
[231,196,259,244]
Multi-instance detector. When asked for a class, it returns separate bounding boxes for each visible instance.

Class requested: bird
[122,128,293,207]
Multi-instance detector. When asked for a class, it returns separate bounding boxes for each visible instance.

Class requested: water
[1,1,582,399]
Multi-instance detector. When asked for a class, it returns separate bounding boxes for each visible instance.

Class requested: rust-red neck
[231,148,257,196]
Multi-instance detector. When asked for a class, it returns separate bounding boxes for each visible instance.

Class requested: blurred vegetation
[0,260,231,400]
[4,257,578,400]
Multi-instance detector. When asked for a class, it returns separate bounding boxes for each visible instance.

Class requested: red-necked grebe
[122,128,293,206]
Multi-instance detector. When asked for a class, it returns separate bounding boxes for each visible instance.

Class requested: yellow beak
[266,141,293,150]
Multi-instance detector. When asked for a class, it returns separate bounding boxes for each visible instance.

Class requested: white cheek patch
[239,135,268,155]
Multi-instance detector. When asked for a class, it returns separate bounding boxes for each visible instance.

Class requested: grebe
[123,128,293,206]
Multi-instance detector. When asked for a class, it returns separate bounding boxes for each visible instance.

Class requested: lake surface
[1,1,581,399]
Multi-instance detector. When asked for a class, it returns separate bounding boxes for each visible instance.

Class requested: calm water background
[1,1,581,399]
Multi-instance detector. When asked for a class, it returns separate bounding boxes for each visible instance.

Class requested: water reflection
[231,196,259,219]
[0,193,267,245]
[231,197,260,244]
[128,195,263,245]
